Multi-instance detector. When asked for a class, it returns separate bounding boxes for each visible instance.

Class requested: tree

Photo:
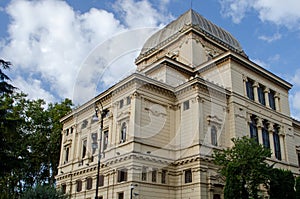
[21,184,69,199]
[213,136,272,199]
[269,168,295,199]
[0,92,72,198]
[0,59,15,95]
[296,176,300,199]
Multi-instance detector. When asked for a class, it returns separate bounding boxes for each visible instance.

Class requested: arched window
[211,125,218,146]
[120,123,127,143]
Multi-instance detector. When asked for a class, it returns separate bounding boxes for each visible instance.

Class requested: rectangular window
[250,116,258,143]
[86,177,92,190]
[273,127,281,160]
[119,99,124,109]
[91,133,98,155]
[82,139,87,158]
[262,121,270,149]
[76,180,82,192]
[98,175,104,187]
[183,100,190,111]
[64,147,69,163]
[246,79,254,100]
[269,90,276,110]
[103,130,108,150]
[126,96,131,105]
[117,169,128,182]
[161,170,167,184]
[81,119,88,129]
[298,153,300,167]
[142,167,147,181]
[185,169,192,183]
[118,192,124,199]
[152,169,157,182]
[258,85,265,105]
[61,184,66,194]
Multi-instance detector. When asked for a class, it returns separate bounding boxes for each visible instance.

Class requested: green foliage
[296,176,300,199]
[213,136,272,199]
[0,91,72,198]
[0,59,15,95]
[21,184,69,199]
[269,168,295,199]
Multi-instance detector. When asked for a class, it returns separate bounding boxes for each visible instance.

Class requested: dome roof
[138,9,244,57]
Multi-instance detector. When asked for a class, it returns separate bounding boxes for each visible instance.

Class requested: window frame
[86,177,93,190]
[183,100,190,111]
[184,169,192,183]
[117,168,128,182]
[211,125,218,146]
[120,122,127,143]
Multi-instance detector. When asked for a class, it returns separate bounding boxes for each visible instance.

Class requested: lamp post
[94,101,108,199]
[130,184,138,199]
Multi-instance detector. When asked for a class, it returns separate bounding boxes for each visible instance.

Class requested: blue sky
[0,0,300,119]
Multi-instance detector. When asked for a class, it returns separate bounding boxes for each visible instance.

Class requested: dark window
[246,79,254,100]
[65,147,69,163]
[66,129,69,136]
[98,175,104,187]
[298,153,300,167]
[258,85,265,105]
[117,169,127,182]
[185,169,192,183]
[82,140,87,158]
[120,123,126,143]
[86,177,92,190]
[118,192,124,199]
[142,167,147,181]
[76,180,82,192]
[269,90,276,110]
[211,125,218,146]
[161,170,167,184]
[119,99,124,109]
[273,126,281,160]
[262,121,270,149]
[103,130,108,150]
[152,169,157,182]
[126,96,131,105]
[213,194,221,199]
[61,184,66,194]
[183,100,190,111]
[250,116,258,143]
[70,127,73,134]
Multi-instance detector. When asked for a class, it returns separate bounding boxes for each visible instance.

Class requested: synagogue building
[56,9,300,199]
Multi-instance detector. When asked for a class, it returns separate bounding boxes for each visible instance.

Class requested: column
[264,88,270,108]
[279,128,286,161]
[275,92,280,112]
[256,117,263,145]
[243,75,248,96]
[268,122,275,158]
[253,82,259,102]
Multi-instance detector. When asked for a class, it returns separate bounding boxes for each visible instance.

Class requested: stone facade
[56,9,300,199]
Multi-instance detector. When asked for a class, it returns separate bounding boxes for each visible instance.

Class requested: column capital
[253,81,259,87]
[264,88,270,93]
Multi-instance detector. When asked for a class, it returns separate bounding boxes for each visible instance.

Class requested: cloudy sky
[1,0,300,119]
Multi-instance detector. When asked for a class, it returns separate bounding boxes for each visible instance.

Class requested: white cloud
[290,91,300,120]
[219,0,300,28]
[113,0,171,28]
[0,0,171,105]
[258,33,282,43]
[14,75,55,102]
